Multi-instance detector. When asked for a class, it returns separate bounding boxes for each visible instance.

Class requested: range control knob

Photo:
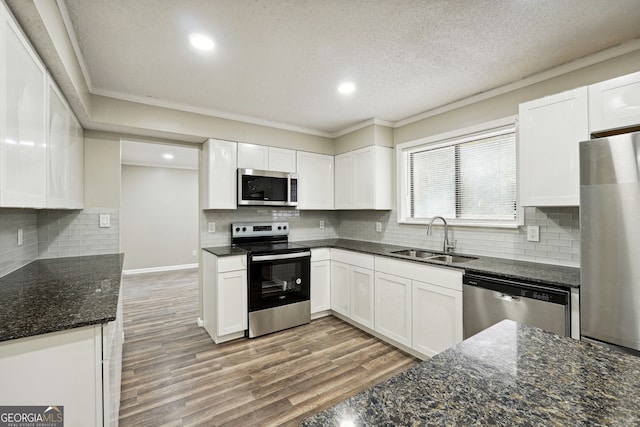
[283,225,287,230]
[242,227,247,232]
[235,227,240,232]
[277,226,282,230]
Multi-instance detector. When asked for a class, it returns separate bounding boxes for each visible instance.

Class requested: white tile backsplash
[0,209,39,277]
[336,206,580,267]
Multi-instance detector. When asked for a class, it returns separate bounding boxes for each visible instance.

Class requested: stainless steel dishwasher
[463,273,570,339]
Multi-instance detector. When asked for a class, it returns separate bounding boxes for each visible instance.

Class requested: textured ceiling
[62,0,640,135]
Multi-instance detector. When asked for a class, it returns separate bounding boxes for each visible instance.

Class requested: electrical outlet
[375,222,382,233]
[99,214,111,228]
[208,222,216,233]
[527,225,540,242]
[192,250,197,257]
[320,220,325,229]
[17,228,23,246]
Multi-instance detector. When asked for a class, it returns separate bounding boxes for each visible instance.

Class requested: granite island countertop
[204,238,579,289]
[301,320,640,426]
[0,253,125,342]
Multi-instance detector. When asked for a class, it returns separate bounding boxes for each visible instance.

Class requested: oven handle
[251,251,311,262]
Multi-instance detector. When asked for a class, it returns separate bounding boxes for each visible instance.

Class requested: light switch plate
[208,222,216,233]
[17,228,23,246]
[99,214,111,228]
[375,222,382,232]
[319,220,325,229]
[527,225,540,242]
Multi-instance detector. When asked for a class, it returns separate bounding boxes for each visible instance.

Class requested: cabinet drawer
[218,255,247,272]
[331,249,374,269]
[311,248,331,261]
[375,256,462,291]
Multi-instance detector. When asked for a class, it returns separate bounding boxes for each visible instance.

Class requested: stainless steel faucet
[427,216,455,253]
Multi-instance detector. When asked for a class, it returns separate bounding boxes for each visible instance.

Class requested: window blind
[408,126,517,224]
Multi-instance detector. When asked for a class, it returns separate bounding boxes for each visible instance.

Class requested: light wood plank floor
[119,269,418,427]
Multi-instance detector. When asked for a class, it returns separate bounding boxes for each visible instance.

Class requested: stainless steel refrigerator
[580,131,640,352]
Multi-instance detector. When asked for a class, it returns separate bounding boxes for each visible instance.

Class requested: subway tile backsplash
[0,208,121,279]
[337,207,580,268]
[201,207,339,247]
[38,208,120,259]
[0,209,38,278]
[201,206,579,267]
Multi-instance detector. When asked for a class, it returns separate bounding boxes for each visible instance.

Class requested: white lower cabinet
[350,266,375,328]
[375,256,463,358]
[311,249,331,317]
[0,302,123,427]
[330,250,375,328]
[330,261,350,317]
[202,251,248,343]
[374,272,412,347]
[412,280,462,357]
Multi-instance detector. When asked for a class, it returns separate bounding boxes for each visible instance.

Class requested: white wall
[121,165,198,270]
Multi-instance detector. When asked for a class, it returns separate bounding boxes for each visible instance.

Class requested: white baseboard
[123,263,198,275]
[196,317,204,327]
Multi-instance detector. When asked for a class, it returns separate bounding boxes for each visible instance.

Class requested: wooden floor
[118,269,418,427]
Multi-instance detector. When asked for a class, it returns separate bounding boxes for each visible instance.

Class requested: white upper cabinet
[335,146,392,210]
[237,143,269,170]
[68,113,84,209]
[0,6,47,208]
[202,138,237,209]
[47,80,71,208]
[268,147,296,173]
[237,143,296,173]
[589,71,640,134]
[518,87,588,207]
[296,151,334,210]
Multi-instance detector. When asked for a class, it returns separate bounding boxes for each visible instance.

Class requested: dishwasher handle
[494,292,521,302]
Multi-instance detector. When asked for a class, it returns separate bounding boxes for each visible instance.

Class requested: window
[398,119,520,227]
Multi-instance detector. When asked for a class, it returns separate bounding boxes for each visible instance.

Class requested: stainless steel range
[231,222,311,338]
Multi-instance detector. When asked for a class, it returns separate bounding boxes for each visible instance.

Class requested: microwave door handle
[287,175,291,205]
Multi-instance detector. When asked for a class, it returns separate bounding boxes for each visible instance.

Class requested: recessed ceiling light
[162,153,174,160]
[337,81,356,94]
[189,33,215,51]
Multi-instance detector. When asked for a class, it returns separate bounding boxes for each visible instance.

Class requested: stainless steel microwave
[237,169,298,207]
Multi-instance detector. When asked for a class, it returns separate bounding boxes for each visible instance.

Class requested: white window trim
[396,115,523,228]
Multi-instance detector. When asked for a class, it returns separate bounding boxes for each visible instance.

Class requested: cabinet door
[352,146,374,209]
[311,260,331,314]
[202,139,237,209]
[296,151,334,210]
[217,270,247,336]
[330,261,350,316]
[0,12,47,207]
[412,281,462,357]
[237,143,269,170]
[47,81,71,208]
[350,266,374,328]
[589,71,640,134]
[268,147,296,172]
[374,272,412,347]
[334,152,353,209]
[519,87,588,206]
[68,114,84,209]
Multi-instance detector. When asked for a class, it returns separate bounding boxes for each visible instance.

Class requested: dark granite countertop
[296,238,580,289]
[302,320,640,426]
[202,245,249,257]
[0,254,125,343]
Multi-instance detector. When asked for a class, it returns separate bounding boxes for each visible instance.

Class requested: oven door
[248,251,310,312]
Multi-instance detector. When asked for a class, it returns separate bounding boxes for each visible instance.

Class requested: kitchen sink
[391,249,437,258]
[425,254,477,263]
[391,249,477,263]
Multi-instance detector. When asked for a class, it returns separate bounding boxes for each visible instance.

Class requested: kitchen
[1,0,640,426]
